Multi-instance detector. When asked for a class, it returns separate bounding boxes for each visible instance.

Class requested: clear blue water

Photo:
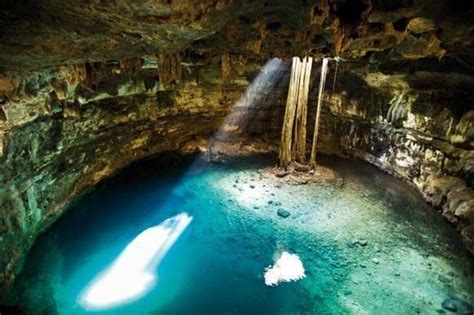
[6,154,474,314]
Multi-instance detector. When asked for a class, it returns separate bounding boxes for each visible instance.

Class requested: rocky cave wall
[0,0,473,298]
[315,60,474,254]
[0,57,288,293]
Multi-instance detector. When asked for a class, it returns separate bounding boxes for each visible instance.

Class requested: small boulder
[442,298,457,313]
[348,238,359,248]
[277,208,291,218]
[456,299,474,314]
[441,296,473,314]
[294,162,311,172]
[275,170,289,178]
[438,275,452,284]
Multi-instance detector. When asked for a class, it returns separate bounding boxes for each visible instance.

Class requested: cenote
[5,153,474,314]
[1,1,474,314]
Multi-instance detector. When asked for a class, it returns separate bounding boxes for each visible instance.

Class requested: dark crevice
[393,18,410,32]
[331,0,368,24]
[266,21,281,32]
[0,106,6,122]
[371,0,415,11]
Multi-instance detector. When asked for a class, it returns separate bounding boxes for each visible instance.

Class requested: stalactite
[331,58,339,97]
[119,57,143,76]
[72,64,87,83]
[221,53,231,82]
[309,57,329,167]
[157,53,182,89]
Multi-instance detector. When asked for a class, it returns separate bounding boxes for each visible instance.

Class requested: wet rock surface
[315,63,474,255]
[277,208,291,218]
[267,162,343,187]
[442,297,473,314]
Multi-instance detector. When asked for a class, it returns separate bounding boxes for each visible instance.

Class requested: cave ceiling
[0,0,473,73]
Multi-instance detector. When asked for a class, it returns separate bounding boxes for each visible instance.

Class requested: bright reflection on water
[80,213,192,310]
[6,154,474,315]
[264,252,306,286]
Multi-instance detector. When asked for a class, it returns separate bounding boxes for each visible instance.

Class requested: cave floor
[6,154,474,315]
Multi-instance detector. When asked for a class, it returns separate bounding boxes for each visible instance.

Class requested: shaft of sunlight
[207,58,285,154]
[79,213,193,310]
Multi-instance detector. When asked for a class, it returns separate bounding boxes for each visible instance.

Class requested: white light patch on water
[235,185,266,206]
[79,213,192,310]
[264,252,306,286]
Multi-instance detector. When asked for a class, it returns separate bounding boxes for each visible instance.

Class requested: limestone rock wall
[0,57,288,293]
[0,0,473,302]
[1,55,473,297]
[1,0,472,72]
[316,62,474,253]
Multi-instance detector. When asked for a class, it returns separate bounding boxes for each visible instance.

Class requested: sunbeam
[79,213,193,310]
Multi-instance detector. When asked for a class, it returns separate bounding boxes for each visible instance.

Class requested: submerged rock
[441,297,473,314]
[347,238,368,247]
[294,162,311,173]
[457,300,474,314]
[343,290,352,296]
[348,238,359,248]
[275,170,289,178]
[277,208,291,218]
[438,275,452,284]
[442,298,458,312]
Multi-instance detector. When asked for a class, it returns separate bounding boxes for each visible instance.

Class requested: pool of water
[6,154,474,314]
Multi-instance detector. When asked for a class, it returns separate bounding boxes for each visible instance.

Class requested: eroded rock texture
[1,0,472,71]
[0,58,287,293]
[317,61,474,253]
[0,0,473,296]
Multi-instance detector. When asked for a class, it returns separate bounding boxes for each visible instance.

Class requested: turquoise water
[6,154,474,314]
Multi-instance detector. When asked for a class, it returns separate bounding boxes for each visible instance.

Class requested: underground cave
[0,0,473,314]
